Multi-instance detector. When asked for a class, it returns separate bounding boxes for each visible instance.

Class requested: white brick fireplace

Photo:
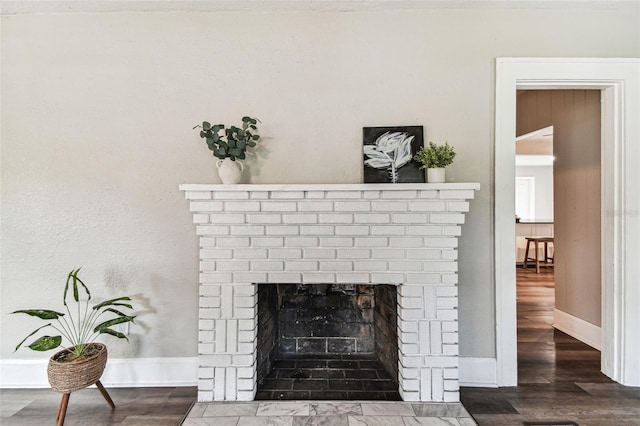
[181,183,479,403]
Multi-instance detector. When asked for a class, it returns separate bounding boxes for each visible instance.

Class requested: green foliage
[12,268,137,358]
[413,141,457,169]
[194,116,261,161]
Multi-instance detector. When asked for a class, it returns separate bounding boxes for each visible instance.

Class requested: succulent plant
[414,141,456,169]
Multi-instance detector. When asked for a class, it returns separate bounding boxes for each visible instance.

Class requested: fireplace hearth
[181,183,479,402]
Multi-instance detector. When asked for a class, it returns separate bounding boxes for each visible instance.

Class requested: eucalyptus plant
[194,116,261,161]
[414,141,456,169]
[13,268,136,359]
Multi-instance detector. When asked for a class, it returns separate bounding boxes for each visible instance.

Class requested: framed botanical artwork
[363,126,424,183]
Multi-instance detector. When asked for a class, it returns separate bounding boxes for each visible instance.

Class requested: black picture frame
[363,126,424,183]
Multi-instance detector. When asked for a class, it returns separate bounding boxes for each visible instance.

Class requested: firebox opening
[256,283,400,400]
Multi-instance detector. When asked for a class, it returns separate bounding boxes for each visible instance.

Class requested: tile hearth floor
[183,401,477,425]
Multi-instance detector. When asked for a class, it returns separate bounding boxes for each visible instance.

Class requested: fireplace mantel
[181,182,479,403]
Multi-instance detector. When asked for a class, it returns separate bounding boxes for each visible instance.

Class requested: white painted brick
[399,354,422,369]
[397,319,419,333]
[249,192,269,199]
[199,367,215,379]
[200,330,215,342]
[381,190,417,199]
[326,191,362,199]
[198,391,213,402]
[318,213,354,224]
[441,274,458,284]
[300,225,335,235]
[432,368,444,402]
[234,296,257,308]
[442,344,459,356]
[354,260,387,271]
[446,201,470,212]
[198,343,214,354]
[215,318,227,350]
[423,261,457,272]
[398,365,420,378]
[393,213,428,224]
[246,214,282,224]
[190,201,224,212]
[319,261,353,271]
[335,225,369,235]
[441,250,458,260]
[371,248,407,260]
[214,368,226,400]
[233,272,267,283]
[443,226,461,236]
[270,191,305,199]
[269,248,302,259]
[200,285,221,297]
[409,226,443,236]
[200,237,217,247]
[337,248,370,259]
[238,330,257,344]
[267,272,302,283]
[232,354,256,367]
[399,377,420,391]
[400,343,419,354]
[335,273,370,283]
[201,354,232,367]
[430,213,465,224]
[399,331,418,344]
[406,249,442,260]
[199,319,214,330]
[200,273,233,284]
[389,237,423,248]
[233,248,267,259]
[437,309,458,321]
[224,201,260,212]
[298,201,333,212]
[305,191,326,199]
[215,261,250,272]
[193,213,210,224]
[213,191,249,200]
[442,321,458,333]
[201,249,233,259]
[371,225,405,236]
[423,286,437,319]
[250,261,284,271]
[303,272,336,283]
[200,297,221,308]
[419,190,438,198]
[398,285,423,297]
[261,201,297,212]
[186,191,212,200]
[227,367,238,400]
[438,189,475,199]
[370,272,403,283]
[423,238,458,248]
[410,201,446,212]
[237,367,255,379]
[400,391,420,402]
[399,297,424,309]
[199,261,215,272]
[319,237,353,247]
[234,307,256,319]
[405,273,441,285]
[236,390,255,401]
[233,285,256,296]
[198,378,214,390]
[423,357,457,368]
[250,237,284,247]
[419,321,430,354]
[420,368,432,401]
[436,286,457,297]
[215,237,251,248]
[227,320,238,352]
[444,391,460,402]
[285,260,319,271]
[354,213,390,224]
[371,201,408,212]
[363,190,380,199]
[265,225,299,236]
[354,237,388,247]
[197,225,230,236]
[283,214,318,224]
[437,297,458,309]
[334,201,370,212]
[238,319,256,330]
[442,332,458,344]
[237,378,255,391]
[399,307,426,320]
[210,213,246,224]
[284,237,318,247]
[303,248,336,259]
[388,260,423,272]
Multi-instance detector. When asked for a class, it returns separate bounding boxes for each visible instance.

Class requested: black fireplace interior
[256,283,400,400]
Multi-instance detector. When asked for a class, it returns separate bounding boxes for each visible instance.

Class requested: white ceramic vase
[427,168,446,183]
[216,158,244,184]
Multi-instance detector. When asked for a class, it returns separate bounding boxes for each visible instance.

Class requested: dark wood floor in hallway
[461,267,640,426]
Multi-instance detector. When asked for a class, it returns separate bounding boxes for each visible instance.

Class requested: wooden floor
[461,267,640,426]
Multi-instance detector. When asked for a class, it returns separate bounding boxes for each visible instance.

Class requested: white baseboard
[459,357,498,387]
[0,357,198,388]
[553,308,602,351]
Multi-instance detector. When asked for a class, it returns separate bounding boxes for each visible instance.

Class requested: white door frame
[495,58,640,387]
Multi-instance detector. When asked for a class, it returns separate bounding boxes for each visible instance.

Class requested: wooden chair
[523,237,554,273]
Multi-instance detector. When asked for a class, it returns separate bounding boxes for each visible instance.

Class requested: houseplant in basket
[193,116,261,184]
[413,141,456,183]
[13,268,137,424]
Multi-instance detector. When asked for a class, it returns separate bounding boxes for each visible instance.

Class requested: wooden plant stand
[56,380,115,426]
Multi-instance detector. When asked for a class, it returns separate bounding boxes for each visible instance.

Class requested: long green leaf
[12,309,65,320]
[94,316,136,333]
[103,307,130,317]
[28,335,62,351]
[92,297,132,311]
[14,323,52,351]
[99,328,128,341]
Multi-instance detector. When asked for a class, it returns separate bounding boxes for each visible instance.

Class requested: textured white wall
[1,4,638,364]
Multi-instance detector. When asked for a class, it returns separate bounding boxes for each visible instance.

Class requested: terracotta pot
[47,343,107,393]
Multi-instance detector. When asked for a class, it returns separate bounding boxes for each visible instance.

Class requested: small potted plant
[12,268,137,423]
[193,116,261,184]
[413,141,456,183]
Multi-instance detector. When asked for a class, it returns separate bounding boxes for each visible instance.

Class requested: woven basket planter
[47,343,107,394]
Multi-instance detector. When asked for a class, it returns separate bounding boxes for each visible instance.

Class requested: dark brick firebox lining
[256,354,401,401]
